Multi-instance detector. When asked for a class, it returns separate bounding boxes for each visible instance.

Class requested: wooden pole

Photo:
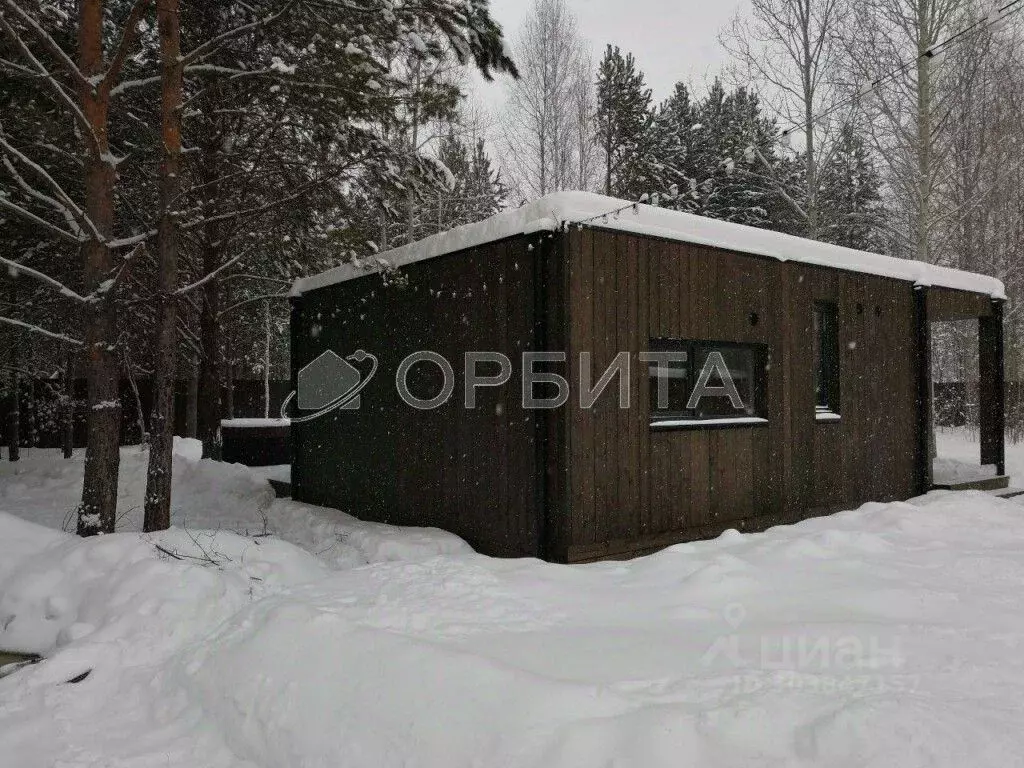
[914,286,933,493]
[979,300,1006,475]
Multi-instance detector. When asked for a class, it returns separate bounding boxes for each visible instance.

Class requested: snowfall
[2,433,1024,767]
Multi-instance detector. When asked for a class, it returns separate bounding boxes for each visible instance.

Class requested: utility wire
[775,0,1024,143]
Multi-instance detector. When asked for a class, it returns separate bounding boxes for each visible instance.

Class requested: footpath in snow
[2,437,1024,767]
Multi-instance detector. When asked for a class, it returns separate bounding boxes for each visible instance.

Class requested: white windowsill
[815,411,841,422]
[651,416,769,429]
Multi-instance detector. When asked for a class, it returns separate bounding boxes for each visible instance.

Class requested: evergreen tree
[816,124,887,252]
[693,82,779,228]
[594,45,659,200]
[651,83,699,211]
[654,80,782,229]
[429,132,507,233]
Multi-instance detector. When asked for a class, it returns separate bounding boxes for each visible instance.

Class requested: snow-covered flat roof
[291,191,1006,299]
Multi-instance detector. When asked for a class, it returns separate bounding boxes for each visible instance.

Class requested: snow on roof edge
[291,191,1006,300]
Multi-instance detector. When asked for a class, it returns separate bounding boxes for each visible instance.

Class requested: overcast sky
[474,0,750,109]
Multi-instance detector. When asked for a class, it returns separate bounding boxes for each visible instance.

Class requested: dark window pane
[648,339,767,425]
[691,346,761,418]
[814,302,840,413]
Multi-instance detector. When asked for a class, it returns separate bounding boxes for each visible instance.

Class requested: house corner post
[289,295,302,500]
[914,286,933,493]
[979,299,1006,476]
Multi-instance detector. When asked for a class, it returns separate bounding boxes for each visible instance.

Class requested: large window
[813,302,840,419]
[647,339,768,428]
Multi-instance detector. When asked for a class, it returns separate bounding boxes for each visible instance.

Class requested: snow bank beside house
[0,438,274,534]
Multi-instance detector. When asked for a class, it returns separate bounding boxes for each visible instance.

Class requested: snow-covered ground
[3,434,1024,767]
[936,426,1024,486]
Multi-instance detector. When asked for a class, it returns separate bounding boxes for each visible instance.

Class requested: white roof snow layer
[291,191,1006,299]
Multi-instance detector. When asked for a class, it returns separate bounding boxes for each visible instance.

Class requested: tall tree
[0,0,152,535]
[721,0,849,238]
[816,123,887,250]
[142,0,181,532]
[594,45,657,199]
[501,0,588,199]
[846,0,972,263]
[431,131,506,231]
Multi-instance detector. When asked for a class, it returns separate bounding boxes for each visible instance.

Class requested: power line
[775,0,1024,143]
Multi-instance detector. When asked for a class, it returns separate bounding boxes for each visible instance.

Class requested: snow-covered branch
[221,273,291,286]
[109,75,161,97]
[174,244,257,295]
[0,194,83,244]
[180,2,295,68]
[109,231,157,249]
[100,0,152,92]
[0,315,82,345]
[0,254,88,303]
[0,6,99,155]
[0,129,102,240]
[180,174,338,232]
[218,291,290,318]
[0,0,88,89]
[82,242,148,303]
[2,155,83,237]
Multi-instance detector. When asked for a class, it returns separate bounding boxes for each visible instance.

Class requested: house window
[647,339,768,428]
[813,302,840,419]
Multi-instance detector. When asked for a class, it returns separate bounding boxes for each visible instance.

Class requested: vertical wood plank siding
[291,234,544,558]
[565,229,923,562]
[293,225,993,563]
[979,300,1006,475]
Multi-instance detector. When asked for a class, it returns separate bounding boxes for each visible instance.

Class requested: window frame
[813,301,841,420]
[647,337,769,430]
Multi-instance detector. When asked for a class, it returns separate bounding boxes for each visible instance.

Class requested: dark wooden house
[289,192,1006,563]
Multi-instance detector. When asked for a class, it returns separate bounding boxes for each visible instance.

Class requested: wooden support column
[914,287,933,493]
[979,300,1006,475]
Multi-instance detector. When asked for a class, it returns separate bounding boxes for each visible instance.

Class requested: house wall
[291,234,546,558]
[564,228,924,562]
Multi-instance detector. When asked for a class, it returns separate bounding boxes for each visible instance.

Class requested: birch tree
[846,0,973,262]
[500,0,588,199]
[721,0,849,238]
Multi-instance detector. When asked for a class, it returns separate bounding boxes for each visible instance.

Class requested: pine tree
[652,83,699,211]
[816,124,887,252]
[654,80,782,229]
[430,132,506,233]
[594,45,659,200]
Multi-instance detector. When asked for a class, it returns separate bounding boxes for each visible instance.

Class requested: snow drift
[3,444,1024,767]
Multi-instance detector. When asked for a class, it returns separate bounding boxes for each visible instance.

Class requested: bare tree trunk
[186,354,198,438]
[7,333,19,463]
[225,361,234,418]
[123,350,146,444]
[197,246,223,459]
[916,17,933,265]
[144,0,183,532]
[77,0,122,536]
[263,299,271,419]
[804,76,818,239]
[62,347,74,459]
[720,0,845,237]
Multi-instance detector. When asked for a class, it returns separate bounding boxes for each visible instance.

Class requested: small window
[648,339,768,428]
[814,302,840,418]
